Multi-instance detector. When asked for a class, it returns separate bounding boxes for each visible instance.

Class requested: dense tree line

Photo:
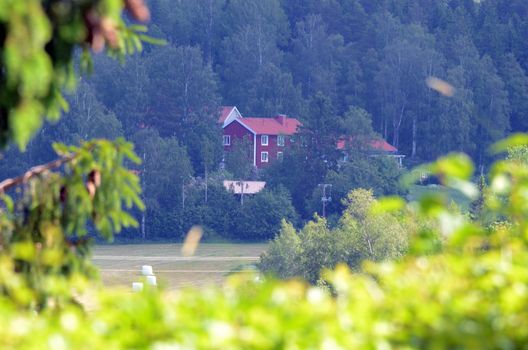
[2,0,527,240]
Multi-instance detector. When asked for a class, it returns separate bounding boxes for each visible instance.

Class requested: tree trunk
[392,102,406,149]
[182,181,186,210]
[412,115,417,158]
[141,151,146,240]
[204,166,208,204]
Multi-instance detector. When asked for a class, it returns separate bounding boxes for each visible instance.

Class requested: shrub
[231,188,298,241]
[260,189,408,283]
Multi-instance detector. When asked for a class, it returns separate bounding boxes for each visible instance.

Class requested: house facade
[220,106,402,169]
[222,111,301,169]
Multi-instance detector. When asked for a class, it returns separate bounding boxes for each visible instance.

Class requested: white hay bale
[141,265,153,276]
[146,275,157,286]
[132,282,143,292]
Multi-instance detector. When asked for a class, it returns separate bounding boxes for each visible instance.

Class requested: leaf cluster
[0,138,143,309]
[0,0,155,150]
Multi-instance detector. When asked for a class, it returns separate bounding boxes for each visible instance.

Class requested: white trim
[222,135,231,146]
[232,106,243,119]
[261,151,269,163]
[253,134,257,166]
[277,135,285,147]
[222,106,243,126]
[261,135,269,146]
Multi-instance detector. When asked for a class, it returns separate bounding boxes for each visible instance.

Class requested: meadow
[93,243,267,289]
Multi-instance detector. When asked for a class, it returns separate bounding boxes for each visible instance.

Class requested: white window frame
[277,151,283,161]
[277,135,285,147]
[261,135,269,146]
[223,135,231,146]
[261,151,269,163]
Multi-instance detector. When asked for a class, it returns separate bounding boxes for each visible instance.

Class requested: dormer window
[261,135,268,146]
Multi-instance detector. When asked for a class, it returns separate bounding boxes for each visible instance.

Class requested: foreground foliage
[0,0,146,308]
[0,139,143,309]
[0,0,153,150]
[0,248,527,349]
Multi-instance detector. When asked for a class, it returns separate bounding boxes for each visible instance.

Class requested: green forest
[3,0,528,240]
[2,0,528,348]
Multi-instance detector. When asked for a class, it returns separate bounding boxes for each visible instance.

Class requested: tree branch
[0,154,75,193]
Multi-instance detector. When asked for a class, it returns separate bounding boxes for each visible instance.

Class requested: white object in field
[146,275,157,286]
[141,265,153,276]
[132,282,144,292]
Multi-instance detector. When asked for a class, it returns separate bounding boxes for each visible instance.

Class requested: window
[223,135,231,146]
[261,135,268,146]
[277,152,283,161]
[261,152,269,163]
[277,135,285,147]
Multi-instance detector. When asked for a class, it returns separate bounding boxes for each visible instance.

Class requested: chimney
[276,114,287,125]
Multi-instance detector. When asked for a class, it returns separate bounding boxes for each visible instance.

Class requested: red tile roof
[371,139,398,152]
[240,116,301,135]
[337,137,398,152]
[218,106,235,124]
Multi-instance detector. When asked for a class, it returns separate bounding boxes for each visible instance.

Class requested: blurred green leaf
[491,133,528,154]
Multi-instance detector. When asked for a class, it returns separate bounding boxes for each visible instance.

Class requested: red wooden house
[221,108,301,169]
[220,106,402,169]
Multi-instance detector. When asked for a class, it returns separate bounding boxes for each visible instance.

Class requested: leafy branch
[0,138,143,309]
[0,153,76,194]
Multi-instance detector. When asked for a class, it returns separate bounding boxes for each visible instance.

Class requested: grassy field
[93,243,267,290]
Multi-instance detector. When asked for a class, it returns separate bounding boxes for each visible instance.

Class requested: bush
[230,188,298,241]
[260,189,408,283]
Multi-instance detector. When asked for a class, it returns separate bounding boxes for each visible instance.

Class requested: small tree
[259,220,302,279]
[339,189,407,262]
